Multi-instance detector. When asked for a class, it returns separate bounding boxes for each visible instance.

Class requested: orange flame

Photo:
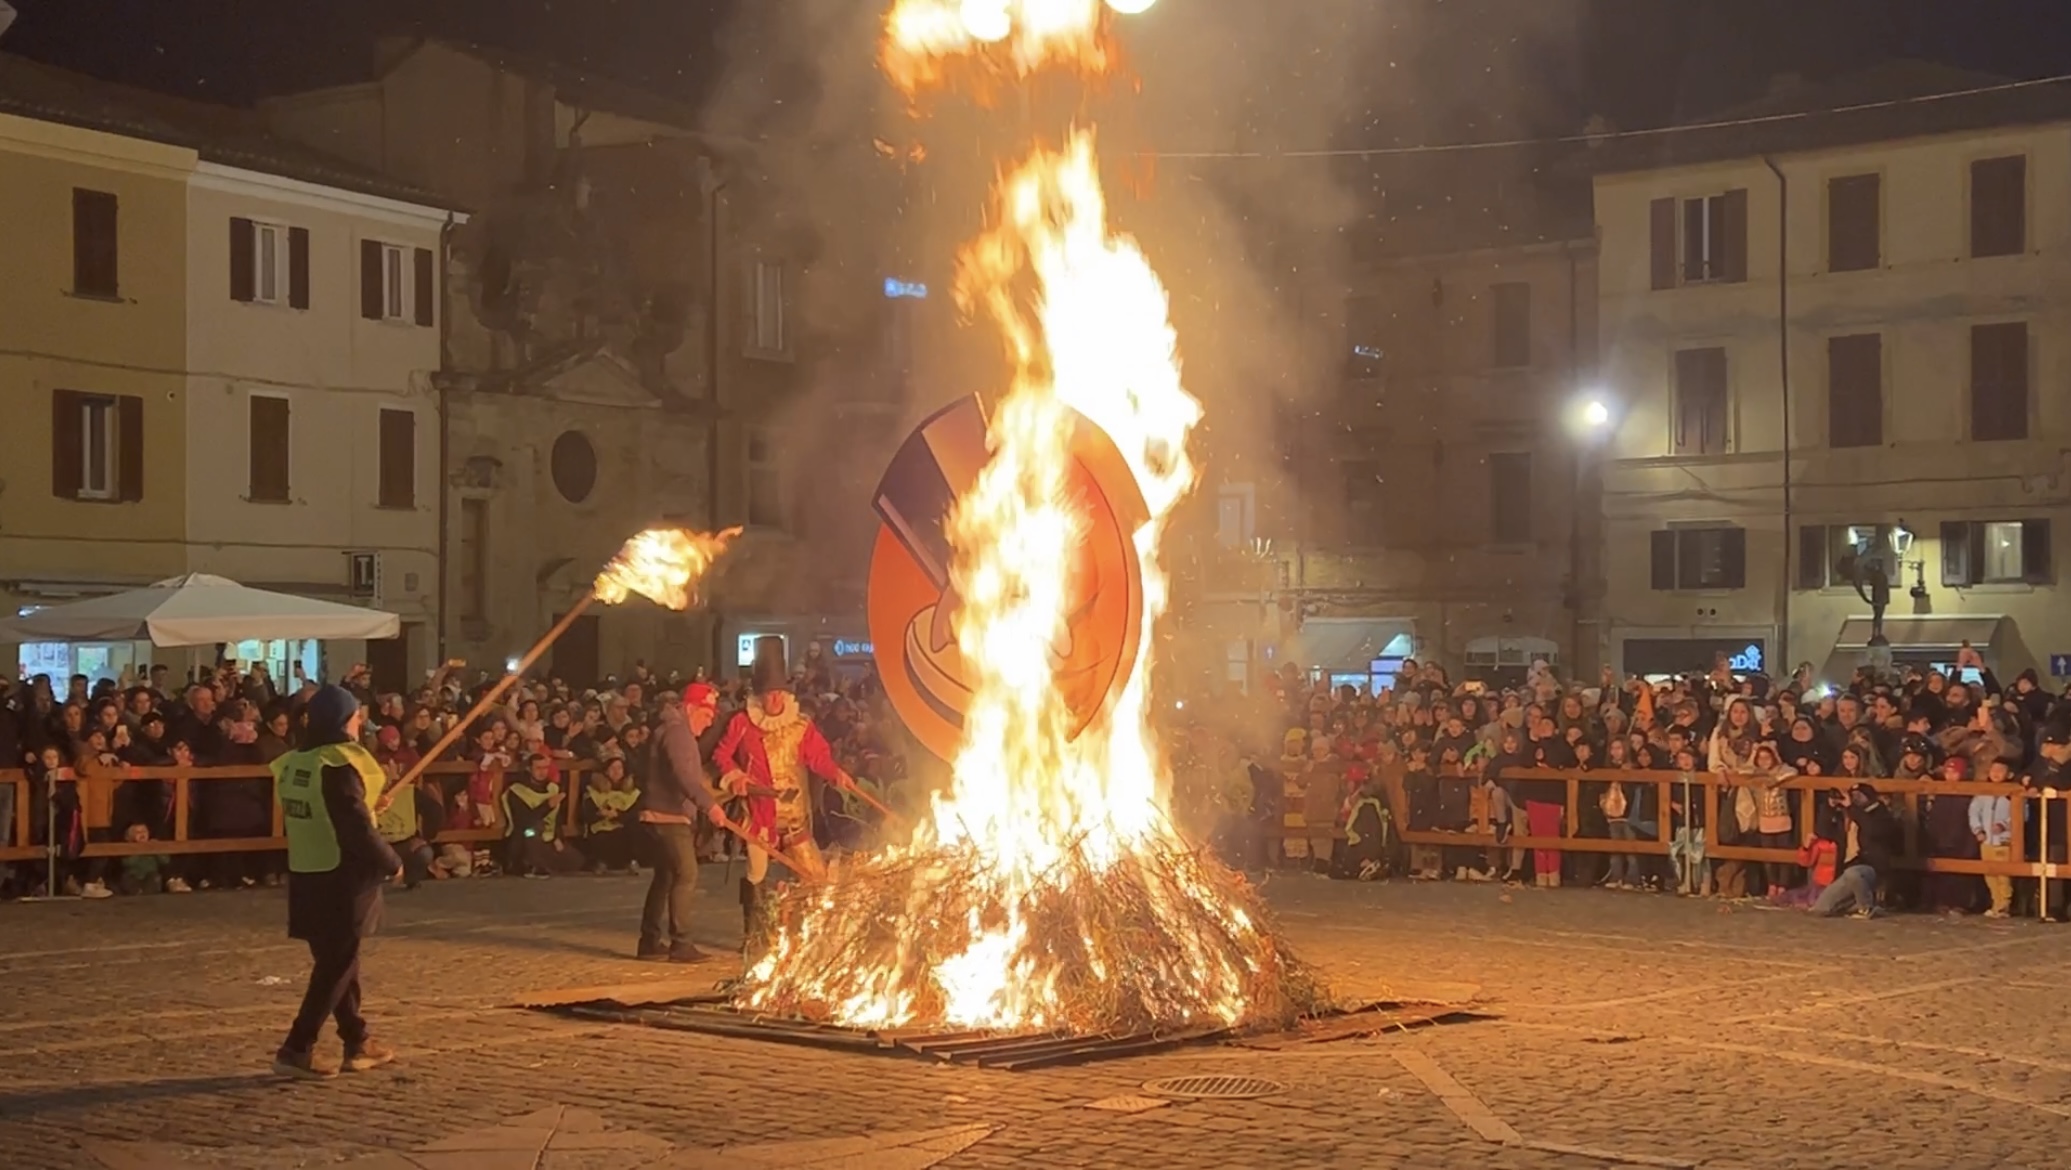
[882,0,1115,96]
[591,526,742,610]
[738,0,1277,1035]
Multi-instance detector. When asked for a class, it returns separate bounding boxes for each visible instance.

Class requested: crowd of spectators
[0,645,911,900]
[1211,647,2071,920]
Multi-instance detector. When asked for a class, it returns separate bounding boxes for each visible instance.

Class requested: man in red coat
[712,649,858,932]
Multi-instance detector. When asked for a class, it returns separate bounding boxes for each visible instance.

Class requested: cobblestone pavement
[3,870,2068,1169]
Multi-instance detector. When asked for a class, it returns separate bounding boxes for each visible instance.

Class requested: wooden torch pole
[381,593,600,806]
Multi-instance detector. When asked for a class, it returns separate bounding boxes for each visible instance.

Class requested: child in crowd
[116,822,171,895]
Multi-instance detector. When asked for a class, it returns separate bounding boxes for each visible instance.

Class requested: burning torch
[378,525,741,809]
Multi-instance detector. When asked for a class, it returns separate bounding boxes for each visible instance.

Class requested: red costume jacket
[712,696,845,847]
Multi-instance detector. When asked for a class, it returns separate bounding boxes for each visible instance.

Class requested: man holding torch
[635,682,728,962]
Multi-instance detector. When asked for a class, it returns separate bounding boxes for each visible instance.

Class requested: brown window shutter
[51,390,83,498]
[1826,174,1881,271]
[2022,519,2052,584]
[1719,528,1747,589]
[1650,531,1677,590]
[1826,333,1883,448]
[1971,156,2027,258]
[229,217,255,302]
[117,394,144,502]
[1940,522,1970,587]
[72,188,119,297]
[1649,198,1677,290]
[360,239,384,320]
[1970,321,2029,441]
[378,409,417,508]
[1719,188,1749,283]
[248,396,292,501]
[1797,525,1827,589]
[288,226,310,310]
[413,247,435,326]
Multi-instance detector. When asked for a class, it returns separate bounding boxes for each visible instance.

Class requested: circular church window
[551,430,597,503]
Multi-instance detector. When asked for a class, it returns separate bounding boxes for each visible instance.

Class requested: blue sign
[883,277,928,299]
[832,638,875,659]
[2051,654,2071,678]
[1728,644,1764,673]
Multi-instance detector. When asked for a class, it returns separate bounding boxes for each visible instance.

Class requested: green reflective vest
[273,742,386,874]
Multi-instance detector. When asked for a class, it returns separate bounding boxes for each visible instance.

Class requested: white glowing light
[1106,0,1158,13]
[959,0,1011,41]
[1581,399,1610,428]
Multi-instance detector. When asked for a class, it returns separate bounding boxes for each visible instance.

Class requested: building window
[1825,173,1881,272]
[1826,333,1882,448]
[51,389,140,502]
[550,430,598,504]
[248,394,292,502]
[1650,527,1746,591]
[1488,452,1531,544]
[750,260,788,355]
[361,239,434,325]
[1652,190,1748,288]
[1797,523,1890,589]
[459,497,489,621]
[230,218,309,308]
[377,409,416,509]
[1342,460,1383,541]
[1970,155,2027,259]
[1672,347,1729,456]
[72,188,120,298]
[1941,519,2050,586]
[80,397,115,499]
[747,426,783,527]
[1343,294,1386,380]
[1214,484,1254,549]
[1970,321,2028,441]
[1490,282,1530,369]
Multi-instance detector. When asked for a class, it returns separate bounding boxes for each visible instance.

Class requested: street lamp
[1106,0,1159,13]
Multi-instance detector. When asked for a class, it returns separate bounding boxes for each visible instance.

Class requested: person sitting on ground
[581,756,641,873]
[115,822,171,895]
[1812,784,1903,918]
[502,752,582,877]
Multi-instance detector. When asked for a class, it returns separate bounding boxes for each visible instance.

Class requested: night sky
[5,0,2071,136]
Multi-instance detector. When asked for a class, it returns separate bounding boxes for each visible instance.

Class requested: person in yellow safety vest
[270,685,402,1080]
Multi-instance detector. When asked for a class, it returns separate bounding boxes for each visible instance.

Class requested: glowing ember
[737,0,1323,1036]
[592,526,742,610]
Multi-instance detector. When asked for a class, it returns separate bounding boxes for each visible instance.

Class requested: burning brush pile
[735,0,1330,1038]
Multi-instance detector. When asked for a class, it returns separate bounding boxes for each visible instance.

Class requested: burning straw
[738,832,1333,1037]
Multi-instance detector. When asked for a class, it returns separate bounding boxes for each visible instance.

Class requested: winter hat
[305,684,360,745]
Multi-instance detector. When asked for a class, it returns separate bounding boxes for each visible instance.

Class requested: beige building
[0,106,190,683]
[1211,174,1599,692]
[182,160,455,688]
[1593,65,2071,682]
[263,38,846,686]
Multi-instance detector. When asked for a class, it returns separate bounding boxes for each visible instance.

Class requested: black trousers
[285,933,365,1053]
[639,822,699,949]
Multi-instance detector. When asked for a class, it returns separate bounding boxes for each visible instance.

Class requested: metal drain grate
[1141,1075,1286,1101]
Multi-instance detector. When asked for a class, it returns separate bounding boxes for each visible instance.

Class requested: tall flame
[592,526,742,610]
[738,0,1315,1035]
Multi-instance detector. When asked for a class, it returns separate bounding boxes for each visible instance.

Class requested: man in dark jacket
[1812,784,1903,918]
[633,682,726,961]
[271,685,401,1078]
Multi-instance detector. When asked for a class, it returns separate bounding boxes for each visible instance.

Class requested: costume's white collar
[747,696,803,732]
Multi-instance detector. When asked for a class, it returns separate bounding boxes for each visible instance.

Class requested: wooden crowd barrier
[1276,763,2053,879]
[0,758,606,865]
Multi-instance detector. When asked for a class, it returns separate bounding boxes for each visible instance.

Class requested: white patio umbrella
[1,573,399,647]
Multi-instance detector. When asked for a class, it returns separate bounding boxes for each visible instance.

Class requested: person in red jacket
[712,646,859,933]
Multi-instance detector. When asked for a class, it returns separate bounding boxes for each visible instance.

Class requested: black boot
[739,876,760,941]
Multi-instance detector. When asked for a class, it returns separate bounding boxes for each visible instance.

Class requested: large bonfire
[736,0,1326,1036]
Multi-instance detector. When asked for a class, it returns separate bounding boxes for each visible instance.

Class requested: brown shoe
[341,1039,397,1072]
[272,1046,336,1079]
